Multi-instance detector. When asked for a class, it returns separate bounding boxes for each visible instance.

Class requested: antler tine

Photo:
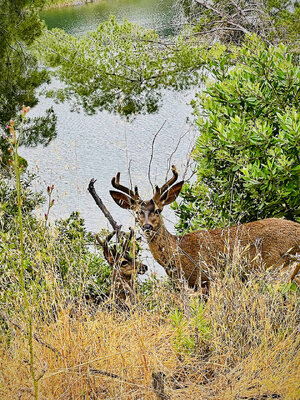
[121,228,134,254]
[105,231,117,243]
[111,172,140,201]
[153,165,178,201]
[95,231,116,248]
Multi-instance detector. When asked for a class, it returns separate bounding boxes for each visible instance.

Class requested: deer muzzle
[142,224,153,231]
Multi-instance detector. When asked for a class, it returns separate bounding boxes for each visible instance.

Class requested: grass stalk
[9,109,39,399]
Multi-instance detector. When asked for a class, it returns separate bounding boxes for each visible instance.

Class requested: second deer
[110,166,300,292]
[96,229,148,304]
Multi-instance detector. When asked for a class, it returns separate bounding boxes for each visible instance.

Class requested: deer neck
[144,217,177,270]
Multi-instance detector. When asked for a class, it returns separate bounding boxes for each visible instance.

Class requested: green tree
[35,17,208,117]
[35,1,299,118]
[0,0,57,165]
[174,36,300,232]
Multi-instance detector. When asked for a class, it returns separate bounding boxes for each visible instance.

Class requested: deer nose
[142,224,153,231]
[138,264,148,274]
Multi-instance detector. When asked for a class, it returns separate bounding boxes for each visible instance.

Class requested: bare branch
[148,120,167,190]
[0,311,61,357]
[194,0,252,35]
[166,128,191,179]
[88,179,121,232]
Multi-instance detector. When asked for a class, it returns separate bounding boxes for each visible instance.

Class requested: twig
[88,179,121,232]
[194,0,251,35]
[165,128,191,181]
[151,371,169,400]
[148,120,167,190]
[0,311,61,357]
[89,368,121,379]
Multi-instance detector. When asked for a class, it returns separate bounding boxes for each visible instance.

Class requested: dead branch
[0,310,61,357]
[88,178,121,232]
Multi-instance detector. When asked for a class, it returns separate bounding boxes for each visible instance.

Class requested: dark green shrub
[175,36,300,232]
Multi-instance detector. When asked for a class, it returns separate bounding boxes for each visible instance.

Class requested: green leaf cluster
[36,17,208,117]
[0,209,113,311]
[0,171,44,232]
[0,0,57,166]
[175,36,300,231]
[169,299,210,355]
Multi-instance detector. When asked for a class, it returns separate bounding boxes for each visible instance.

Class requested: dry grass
[1,267,299,400]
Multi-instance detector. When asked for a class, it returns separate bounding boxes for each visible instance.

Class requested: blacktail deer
[110,166,300,291]
[96,229,148,303]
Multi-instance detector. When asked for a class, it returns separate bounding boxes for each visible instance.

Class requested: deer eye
[120,260,128,266]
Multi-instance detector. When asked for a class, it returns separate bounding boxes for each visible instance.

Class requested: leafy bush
[54,211,112,301]
[175,36,300,232]
[0,210,113,316]
[0,170,44,232]
[169,299,210,355]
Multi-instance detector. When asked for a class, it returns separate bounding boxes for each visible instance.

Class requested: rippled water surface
[41,0,185,36]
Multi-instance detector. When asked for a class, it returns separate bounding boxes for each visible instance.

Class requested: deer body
[144,217,300,288]
[110,166,300,289]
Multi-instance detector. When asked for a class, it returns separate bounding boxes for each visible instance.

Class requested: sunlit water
[41,0,185,36]
[20,0,201,274]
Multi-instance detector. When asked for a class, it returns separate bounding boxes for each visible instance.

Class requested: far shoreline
[44,0,103,10]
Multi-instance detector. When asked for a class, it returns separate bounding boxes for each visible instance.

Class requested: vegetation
[1,1,299,399]
[0,0,56,165]
[35,17,209,117]
[181,0,300,46]
[174,36,300,231]
[43,0,99,8]
[1,258,299,398]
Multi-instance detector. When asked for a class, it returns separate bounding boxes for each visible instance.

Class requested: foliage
[169,299,210,355]
[43,0,91,7]
[0,116,111,312]
[0,170,44,232]
[174,36,300,232]
[0,261,299,399]
[36,17,209,117]
[0,211,113,313]
[181,0,300,47]
[54,211,112,300]
[0,0,56,165]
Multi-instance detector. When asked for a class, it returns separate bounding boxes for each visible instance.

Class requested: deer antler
[95,230,116,248]
[111,172,140,201]
[153,165,178,204]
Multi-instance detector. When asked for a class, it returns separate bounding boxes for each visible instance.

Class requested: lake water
[21,0,200,273]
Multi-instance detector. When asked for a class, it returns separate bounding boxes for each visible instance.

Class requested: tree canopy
[0,0,56,165]
[36,17,209,117]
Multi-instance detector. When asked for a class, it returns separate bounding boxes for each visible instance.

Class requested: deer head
[95,229,148,276]
[110,166,184,234]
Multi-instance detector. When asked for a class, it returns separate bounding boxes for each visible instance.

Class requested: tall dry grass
[1,263,299,400]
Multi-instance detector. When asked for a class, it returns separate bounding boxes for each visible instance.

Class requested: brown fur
[110,167,300,290]
[144,216,300,289]
[96,232,147,303]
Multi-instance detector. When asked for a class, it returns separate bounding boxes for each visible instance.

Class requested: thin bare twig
[0,311,61,357]
[148,120,167,191]
[165,128,191,181]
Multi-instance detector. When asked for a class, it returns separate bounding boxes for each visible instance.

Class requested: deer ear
[110,190,135,209]
[161,181,184,206]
